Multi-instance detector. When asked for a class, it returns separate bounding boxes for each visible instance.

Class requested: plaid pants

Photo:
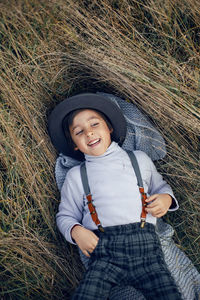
[72,223,182,300]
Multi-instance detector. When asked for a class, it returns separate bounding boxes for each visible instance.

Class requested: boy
[48,93,182,299]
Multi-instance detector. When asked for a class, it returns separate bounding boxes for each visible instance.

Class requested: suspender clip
[98,225,105,233]
[140,218,146,228]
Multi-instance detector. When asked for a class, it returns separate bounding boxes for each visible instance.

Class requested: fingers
[145,201,157,208]
[145,197,165,216]
[92,233,99,242]
[145,205,167,217]
[88,244,97,253]
[148,209,163,217]
[83,243,98,257]
[83,245,96,257]
[74,227,100,257]
[145,194,159,203]
[81,235,99,257]
[145,193,171,217]
[83,250,90,257]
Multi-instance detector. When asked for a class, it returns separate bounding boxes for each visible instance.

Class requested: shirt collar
[85,141,119,162]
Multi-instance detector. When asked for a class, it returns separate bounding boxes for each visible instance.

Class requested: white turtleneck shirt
[57,142,178,244]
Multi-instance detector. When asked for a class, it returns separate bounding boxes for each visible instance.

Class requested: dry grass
[0,0,199,298]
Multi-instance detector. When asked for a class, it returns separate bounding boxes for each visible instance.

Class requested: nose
[86,129,93,137]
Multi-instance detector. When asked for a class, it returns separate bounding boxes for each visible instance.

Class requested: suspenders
[80,150,147,232]
[80,163,104,232]
[126,151,147,228]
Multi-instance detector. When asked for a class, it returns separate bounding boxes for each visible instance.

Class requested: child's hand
[145,193,172,218]
[71,225,99,257]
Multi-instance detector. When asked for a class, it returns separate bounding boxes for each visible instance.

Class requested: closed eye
[91,122,99,127]
[75,129,83,135]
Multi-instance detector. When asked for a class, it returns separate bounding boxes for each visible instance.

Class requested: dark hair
[62,108,113,152]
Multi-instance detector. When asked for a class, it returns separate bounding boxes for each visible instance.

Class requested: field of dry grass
[0,0,199,298]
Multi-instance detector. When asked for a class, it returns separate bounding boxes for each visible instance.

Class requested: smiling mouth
[88,138,101,147]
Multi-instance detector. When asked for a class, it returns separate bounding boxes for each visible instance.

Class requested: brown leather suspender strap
[139,187,147,227]
[86,194,104,231]
[80,162,104,232]
[126,151,148,227]
[80,150,148,231]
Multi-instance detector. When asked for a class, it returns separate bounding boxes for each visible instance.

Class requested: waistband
[93,222,156,237]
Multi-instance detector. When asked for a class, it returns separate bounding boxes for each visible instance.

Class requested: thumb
[145,194,158,203]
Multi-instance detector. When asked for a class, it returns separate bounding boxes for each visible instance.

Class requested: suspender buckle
[140,218,146,228]
[98,225,105,233]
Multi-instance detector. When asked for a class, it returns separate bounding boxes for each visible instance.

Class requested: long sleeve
[56,166,84,244]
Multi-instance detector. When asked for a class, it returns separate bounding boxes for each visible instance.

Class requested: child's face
[69,109,113,156]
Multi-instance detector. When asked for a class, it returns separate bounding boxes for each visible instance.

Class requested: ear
[110,127,113,134]
[74,146,79,151]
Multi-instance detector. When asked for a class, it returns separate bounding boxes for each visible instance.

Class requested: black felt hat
[48,93,127,160]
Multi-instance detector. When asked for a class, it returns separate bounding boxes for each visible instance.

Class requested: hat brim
[48,93,127,160]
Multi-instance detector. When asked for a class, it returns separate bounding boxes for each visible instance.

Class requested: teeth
[88,139,100,146]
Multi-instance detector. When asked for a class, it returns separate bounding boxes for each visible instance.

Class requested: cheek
[71,135,76,144]
[73,136,85,148]
[104,132,112,144]
[71,135,80,146]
